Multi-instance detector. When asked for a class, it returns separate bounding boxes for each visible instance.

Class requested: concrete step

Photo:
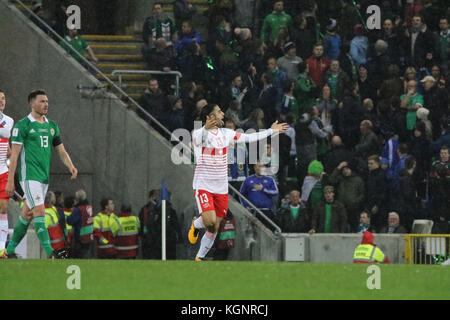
[89,44,142,55]
[86,54,144,62]
[83,35,140,42]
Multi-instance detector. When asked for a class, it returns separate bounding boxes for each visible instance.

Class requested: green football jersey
[11,114,61,184]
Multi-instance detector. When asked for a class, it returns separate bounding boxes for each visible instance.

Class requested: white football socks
[0,213,8,251]
[196,231,217,259]
[193,216,205,229]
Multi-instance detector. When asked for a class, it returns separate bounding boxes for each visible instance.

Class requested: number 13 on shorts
[194,189,229,218]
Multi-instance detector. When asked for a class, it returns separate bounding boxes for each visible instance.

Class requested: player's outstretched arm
[5,143,22,197]
[55,144,78,180]
[270,120,289,133]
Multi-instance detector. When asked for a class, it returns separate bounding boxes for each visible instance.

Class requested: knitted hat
[354,24,365,36]
[308,160,324,175]
[327,19,337,31]
[283,41,296,52]
[416,107,429,120]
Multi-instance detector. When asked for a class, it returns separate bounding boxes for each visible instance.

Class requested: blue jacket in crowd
[239,174,279,210]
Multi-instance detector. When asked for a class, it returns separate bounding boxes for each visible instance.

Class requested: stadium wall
[1,2,286,261]
[0,1,195,216]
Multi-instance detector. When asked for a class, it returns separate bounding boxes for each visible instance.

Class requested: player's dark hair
[0,89,4,94]
[405,156,416,170]
[28,89,47,103]
[100,198,111,210]
[64,196,75,209]
[398,143,409,155]
[200,103,217,124]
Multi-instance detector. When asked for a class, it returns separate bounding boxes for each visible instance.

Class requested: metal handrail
[10,0,282,236]
[111,70,182,95]
[9,0,173,140]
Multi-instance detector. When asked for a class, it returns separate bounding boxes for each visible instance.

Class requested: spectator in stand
[276,190,309,233]
[429,163,450,234]
[175,20,201,58]
[229,74,248,107]
[280,80,300,121]
[323,135,353,175]
[166,95,185,132]
[329,160,365,231]
[178,42,206,87]
[403,14,438,69]
[354,120,379,160]
[93,198,116,259]
[173,0,196,29]
[357,64,377,103]
[410,121,431,178]
[430,64,446,90]
[365,155,388,230]
[430,117,450,156]
[323,59,352,103]
[142,3,177,56]
[315,84,337,129]
[180,81,198,131]
[350,24,368,68]
[379,212,407,234]
[415,108,433,141]
[400,80,424,133]
[306,43,330,87]
[323,19,341,60]
[59,25,98,70]
[266,26,291,59]
[438,17,450,69]
[421,75,449,140]
[309,106,332,161]
[356,210,376,233]
[139,190,160,259]
[308,185,348,234]
[290,16,316,61]
[338,0,360,42]
[146,37,176,72]
[226,119,249,191]
[378,64,404,102]
[225,100,247,129]
[138,78,168,126]
[294,61,317,112]
[367,39,391,89]
[361,99,379,130]
[244,108,265,132]
[395,156,420,231]
[239,162,279,227]
[255,73,278,128]
[382,18,402,65]
[392,143,413,190]
[338,42,358,83]
[266,57,288,107]
[260,0,293,47]
[430,145,450,179]
[277,42,303,81]
[300,160,325,212]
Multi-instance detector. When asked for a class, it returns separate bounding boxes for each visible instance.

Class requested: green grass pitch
[1,260,449,300]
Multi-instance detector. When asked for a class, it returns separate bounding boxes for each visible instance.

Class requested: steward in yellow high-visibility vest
[44,193,66,252]
[93,198,116,259]
[111,204,140,259]
[353,231,390,263]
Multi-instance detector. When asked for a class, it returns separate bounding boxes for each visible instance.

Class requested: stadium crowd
[20,0,450,252]
[134,0,450,235]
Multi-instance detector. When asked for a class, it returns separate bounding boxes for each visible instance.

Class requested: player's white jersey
[192,127,273,194]
[0,113,14,175]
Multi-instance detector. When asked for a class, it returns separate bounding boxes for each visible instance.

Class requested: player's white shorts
[20,180,48,209]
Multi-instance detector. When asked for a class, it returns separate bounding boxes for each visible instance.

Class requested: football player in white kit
[188,103,288,260]
[0,89,14,252]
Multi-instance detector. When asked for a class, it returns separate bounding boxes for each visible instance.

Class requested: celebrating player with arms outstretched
[188,103,288,261]
[0,89,14,252]
[1,89,78,259]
